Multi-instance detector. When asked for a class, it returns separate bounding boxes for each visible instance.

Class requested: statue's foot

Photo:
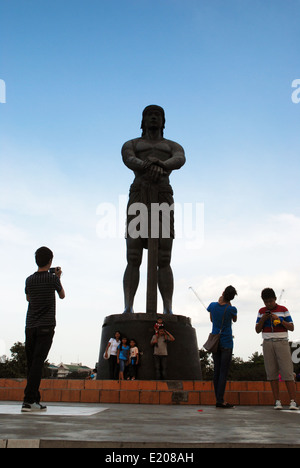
[163,308,173,315]
[123,307,134,314]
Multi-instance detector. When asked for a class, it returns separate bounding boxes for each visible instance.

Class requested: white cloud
[170,211,300,359]
[173,270,300,360]
[0,221,31,245]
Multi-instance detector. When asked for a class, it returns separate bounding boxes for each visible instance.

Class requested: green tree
[0,342,27,378]
[200,349,266,381]
[0,341,51,378]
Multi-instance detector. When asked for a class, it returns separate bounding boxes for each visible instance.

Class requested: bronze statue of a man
[122,105,186,314]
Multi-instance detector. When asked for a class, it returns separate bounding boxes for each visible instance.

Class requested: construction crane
[189,287,208,312]
[279,289,285,303]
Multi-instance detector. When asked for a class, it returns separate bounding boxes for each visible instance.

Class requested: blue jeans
[213,347,232,404]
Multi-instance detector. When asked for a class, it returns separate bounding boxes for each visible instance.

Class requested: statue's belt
[129,181,174,207]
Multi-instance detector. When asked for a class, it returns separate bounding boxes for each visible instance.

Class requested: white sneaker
[289,400,299,411]
[274,400,283,410]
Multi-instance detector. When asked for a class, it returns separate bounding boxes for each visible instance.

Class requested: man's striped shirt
[25,271,62,328]
[256,304,293,340]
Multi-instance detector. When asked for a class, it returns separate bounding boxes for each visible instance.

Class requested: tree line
[1,342,299,381]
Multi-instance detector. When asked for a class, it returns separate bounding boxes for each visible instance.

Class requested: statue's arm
[122,140,147,172]
[160,141,186,171]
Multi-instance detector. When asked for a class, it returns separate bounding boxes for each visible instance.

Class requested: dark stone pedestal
[97,313,202,380]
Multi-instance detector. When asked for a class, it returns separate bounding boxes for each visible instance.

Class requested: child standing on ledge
[127,339,139,380]
[117,336,130,381]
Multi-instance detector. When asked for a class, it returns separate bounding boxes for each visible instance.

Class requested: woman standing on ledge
[208,286,238,409]
[105,331,121,380]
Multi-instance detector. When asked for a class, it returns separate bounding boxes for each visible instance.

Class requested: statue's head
[141,105,165,137]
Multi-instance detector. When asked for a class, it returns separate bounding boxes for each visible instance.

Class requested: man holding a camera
[151,327,175,380]
[256,288,298,411]
[22,247,65,412]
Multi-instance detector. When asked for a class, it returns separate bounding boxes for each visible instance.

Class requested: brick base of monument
[1,379,300,405]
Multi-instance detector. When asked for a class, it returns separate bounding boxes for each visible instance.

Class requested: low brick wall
[1,379,300,405]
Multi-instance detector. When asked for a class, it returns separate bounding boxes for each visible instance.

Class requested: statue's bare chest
[134,139,172,162]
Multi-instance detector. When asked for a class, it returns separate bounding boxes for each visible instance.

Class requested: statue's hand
[142,159,153,170]
[147,156,160,164]
[149,164,164,182]
[147,156,166,169]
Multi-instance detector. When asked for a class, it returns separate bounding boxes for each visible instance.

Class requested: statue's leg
[158,239,173,314]
[123,238,143,314]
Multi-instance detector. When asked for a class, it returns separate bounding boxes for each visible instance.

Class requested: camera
[49,267,61,276]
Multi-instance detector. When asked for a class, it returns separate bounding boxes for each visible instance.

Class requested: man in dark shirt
[22,247,65,412]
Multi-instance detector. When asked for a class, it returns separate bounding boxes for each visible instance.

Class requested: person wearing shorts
[256,288,298,410]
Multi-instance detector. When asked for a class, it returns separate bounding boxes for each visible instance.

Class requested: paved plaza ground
[0,401,300,449]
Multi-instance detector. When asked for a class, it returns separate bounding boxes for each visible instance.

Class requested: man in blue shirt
[207,285,238,408]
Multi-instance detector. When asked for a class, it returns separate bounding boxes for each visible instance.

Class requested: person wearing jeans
[24,326,55,406]
[212,347,233,407]
[207,286,238,408]
[22,247,65,412]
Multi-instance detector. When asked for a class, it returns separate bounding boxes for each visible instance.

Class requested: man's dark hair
[261,288,276,301]
[223,285,238,302]
[35,246,53,268]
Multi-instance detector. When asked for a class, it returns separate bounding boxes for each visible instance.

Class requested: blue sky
[1,0,300,367]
